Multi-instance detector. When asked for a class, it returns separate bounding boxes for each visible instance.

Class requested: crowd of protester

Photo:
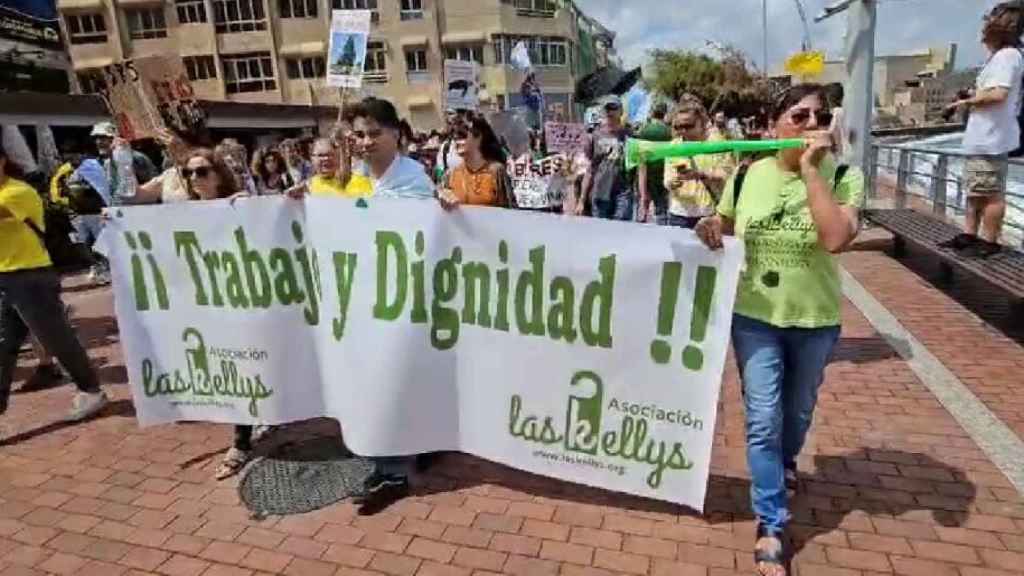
[2,5,1021,575]
[0,81,860,573]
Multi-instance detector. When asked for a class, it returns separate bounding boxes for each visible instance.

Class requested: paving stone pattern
[0,249,1022,576]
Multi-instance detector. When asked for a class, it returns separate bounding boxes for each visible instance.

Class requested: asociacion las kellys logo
[509,371,703,489]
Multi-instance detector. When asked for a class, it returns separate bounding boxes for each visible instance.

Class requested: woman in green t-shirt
[695,84,863,576]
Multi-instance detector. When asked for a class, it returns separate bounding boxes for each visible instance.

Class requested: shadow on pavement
[248,421,976,556]
[0,399,135,446]
[830,336,905,364]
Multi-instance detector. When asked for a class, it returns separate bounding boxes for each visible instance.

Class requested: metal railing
[870,143,1024,247]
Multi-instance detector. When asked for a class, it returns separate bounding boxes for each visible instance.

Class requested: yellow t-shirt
[309,174,374,198]
[664,143,735,218]
[0,177,52,272]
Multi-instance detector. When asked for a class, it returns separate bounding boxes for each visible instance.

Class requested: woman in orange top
[440,118,513,208]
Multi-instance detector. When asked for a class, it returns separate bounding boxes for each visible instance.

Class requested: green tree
[338,36,357,68]
[646,46,771,118]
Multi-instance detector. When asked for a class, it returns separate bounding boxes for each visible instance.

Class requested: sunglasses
[182,166,213,179]
[673,123,698,131]
[789,108,833,127]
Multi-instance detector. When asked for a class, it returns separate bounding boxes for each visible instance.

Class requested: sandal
[214,447,250,480]
[754,525,787,576]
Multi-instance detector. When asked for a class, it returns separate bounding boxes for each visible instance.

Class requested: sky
[576,0,1004,73]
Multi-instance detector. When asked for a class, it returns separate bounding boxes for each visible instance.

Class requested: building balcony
[516,7,555,18]
[364,71,389,84]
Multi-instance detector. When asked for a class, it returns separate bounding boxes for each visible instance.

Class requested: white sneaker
[252,425,276,443]
[95,270,112,286]
[67,391,109,422]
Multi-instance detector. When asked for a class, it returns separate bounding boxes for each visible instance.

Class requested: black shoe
[961,240,1002,259]
[17,364,64,394]
[938,233,978,251]
[354,473,409,516]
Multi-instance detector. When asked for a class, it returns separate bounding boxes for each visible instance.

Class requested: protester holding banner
[337,97,434,513]
[577,99,633,220]
[140,145,264,480]
[695,84,862,576]
[440,117,511,208]
[348,98,434,201]
[0,141,109,422]
[644,101,733,229]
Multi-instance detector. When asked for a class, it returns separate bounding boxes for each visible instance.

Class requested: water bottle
[112,145,138,200]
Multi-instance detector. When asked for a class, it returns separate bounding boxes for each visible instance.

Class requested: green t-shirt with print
[717,157,864,329]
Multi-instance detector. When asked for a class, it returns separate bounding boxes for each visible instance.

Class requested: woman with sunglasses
[695,84,863,576]
[165,147,262,479]
[438,118,512,208]
[180,149,239,201]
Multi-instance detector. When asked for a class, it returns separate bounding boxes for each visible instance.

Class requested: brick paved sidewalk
[0,256,1022,576]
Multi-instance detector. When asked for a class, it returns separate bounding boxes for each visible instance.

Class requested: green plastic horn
[624,138,806,170]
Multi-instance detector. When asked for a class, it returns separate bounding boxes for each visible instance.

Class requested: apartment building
[58,0,614,130]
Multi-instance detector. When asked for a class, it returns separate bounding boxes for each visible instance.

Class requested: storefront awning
[279,41,326,56]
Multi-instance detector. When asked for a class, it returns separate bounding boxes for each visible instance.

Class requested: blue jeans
[731,314,840,535]
[72,215,108,272]
[592,189,634,221]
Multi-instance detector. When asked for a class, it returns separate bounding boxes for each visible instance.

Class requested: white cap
[90,121,118,138]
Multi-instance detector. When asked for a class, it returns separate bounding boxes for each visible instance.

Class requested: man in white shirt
[349,98,434,200]
[344,97,434,515]
[944,2,1024,257]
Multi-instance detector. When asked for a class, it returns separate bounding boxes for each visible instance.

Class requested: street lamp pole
[762,0,769,76]
[816,0,877,174]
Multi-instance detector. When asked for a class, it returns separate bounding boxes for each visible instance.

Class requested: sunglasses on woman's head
[788,108,833,127]
[182,166,213,179]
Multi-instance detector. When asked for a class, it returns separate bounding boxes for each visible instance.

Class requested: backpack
[24,195,92,272]
[732,161,849,206]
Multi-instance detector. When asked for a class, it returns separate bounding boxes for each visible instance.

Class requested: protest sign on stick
[444,59,480,111]
[507,154,568,209]
[97,55,206,141]
[544,122,586,154]
[327,10,371,88]
[98,198,744,510]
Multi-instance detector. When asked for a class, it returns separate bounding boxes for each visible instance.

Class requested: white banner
[327,10,371,88]
[98,198,743,510]
[444,59,479,111]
